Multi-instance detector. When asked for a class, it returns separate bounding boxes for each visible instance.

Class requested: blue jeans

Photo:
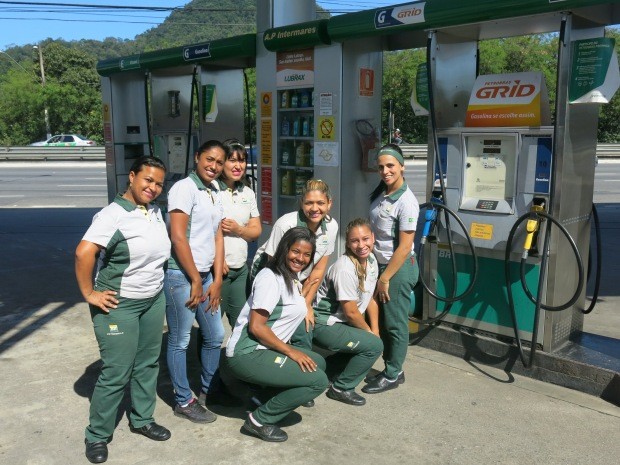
[164,269,225,406]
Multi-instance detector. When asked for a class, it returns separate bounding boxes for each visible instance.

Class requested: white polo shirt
[314,254,379,325]
[369,183,419,265]
[167,172,223,272]
[212,179,259,269]
[226,268,307,356]
[252,211,338,280]
[82,195,171,299]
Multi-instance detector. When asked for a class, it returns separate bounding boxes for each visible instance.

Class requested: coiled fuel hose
[408,33,478,325]
[582,204,601,314]
[409,199,478,325]
[505,210,584,367]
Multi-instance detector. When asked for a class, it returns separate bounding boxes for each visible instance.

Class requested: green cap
[377,146,405,166]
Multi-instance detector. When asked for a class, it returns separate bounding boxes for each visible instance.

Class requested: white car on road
[30,134,97,147]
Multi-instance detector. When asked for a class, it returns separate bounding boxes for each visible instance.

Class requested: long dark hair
[267,227,316,294]
[369,143,404,202]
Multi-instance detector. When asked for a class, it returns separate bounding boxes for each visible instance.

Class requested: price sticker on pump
[317,116,336,141]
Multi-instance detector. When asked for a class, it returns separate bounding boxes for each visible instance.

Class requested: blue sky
[0,1,400,50]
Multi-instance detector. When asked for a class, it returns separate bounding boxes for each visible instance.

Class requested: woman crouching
[224,227,329,442]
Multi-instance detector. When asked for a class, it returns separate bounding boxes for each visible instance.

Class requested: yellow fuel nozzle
[523,204,544,253]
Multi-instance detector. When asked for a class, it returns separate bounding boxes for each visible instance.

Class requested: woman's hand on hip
[87,290,119,313]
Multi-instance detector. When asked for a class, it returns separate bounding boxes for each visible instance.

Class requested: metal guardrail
[0,146,105,161]
[401,143,620,159]
[400,145,428,159]
[1,144,619,161]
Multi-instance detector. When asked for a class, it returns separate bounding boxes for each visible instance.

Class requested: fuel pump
[409,35,480,326]
[420,12,615,360]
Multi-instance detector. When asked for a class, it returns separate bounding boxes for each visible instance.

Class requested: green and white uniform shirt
[212,180,259,269]
[82,195,171,299]
[369,183,419,265]
[314,254,379,326]
[226,268,306,356]
[252,211,338,280]
[167,172,223,272]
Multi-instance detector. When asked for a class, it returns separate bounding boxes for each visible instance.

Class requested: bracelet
[379,277,389,285]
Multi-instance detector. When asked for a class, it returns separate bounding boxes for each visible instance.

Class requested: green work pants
[221,264,250,328]
[380,254,419,379]
[224,347,328,425]
[313,322,383,391]
[290,319,313,350]
[85,291,166,443]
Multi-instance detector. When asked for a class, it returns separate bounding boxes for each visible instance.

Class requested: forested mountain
[0,1,618,146]
[0,0,260,145]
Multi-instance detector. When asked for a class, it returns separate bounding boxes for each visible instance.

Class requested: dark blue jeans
[164,269,224,405]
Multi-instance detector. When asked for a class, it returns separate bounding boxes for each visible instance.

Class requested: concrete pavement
[0,208,618,465]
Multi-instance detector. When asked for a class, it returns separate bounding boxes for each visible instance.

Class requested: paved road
[2,159,620,207]
[0,161,107,208]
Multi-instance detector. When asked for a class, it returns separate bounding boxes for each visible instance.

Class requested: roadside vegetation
[0,0,618,146]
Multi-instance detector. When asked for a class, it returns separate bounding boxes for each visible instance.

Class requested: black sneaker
[84,439,108,464]
[361,374,400,394]
[325,386,366,406]
[174,399,216,423]
[241,417,288,442]
[364,371,405,384]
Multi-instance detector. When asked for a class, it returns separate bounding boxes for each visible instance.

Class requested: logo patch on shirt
[408,217,414,223]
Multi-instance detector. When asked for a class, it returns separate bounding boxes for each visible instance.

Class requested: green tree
[0,68,42,145]
[597,28,620,142]
[34,42,102,142]
[382,48,427,143]
[479,35,558,104]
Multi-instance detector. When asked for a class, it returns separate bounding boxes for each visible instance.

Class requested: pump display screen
[464,135,516,201]
[461,134,518,214]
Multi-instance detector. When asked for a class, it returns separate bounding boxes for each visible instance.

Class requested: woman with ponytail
[362,144,419,395]
[311,218,383,406]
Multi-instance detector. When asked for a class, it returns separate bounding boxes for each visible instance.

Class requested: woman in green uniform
[213,139,261,328]
[313,218,383,406]
[76,156,171,464]
[251,179,338,350]
[362,144,419,394]
[225,227,329,442]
